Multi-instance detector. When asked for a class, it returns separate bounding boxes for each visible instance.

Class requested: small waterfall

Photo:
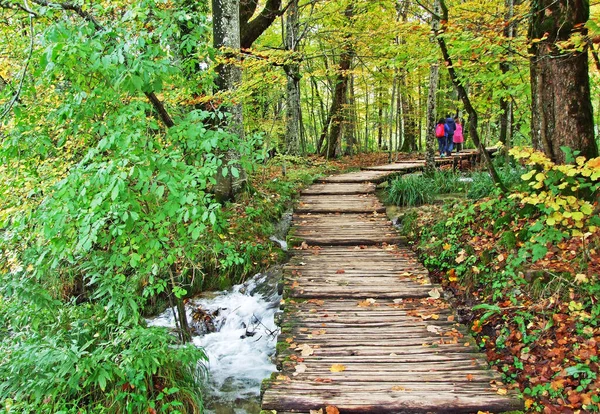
[147,269,282,413]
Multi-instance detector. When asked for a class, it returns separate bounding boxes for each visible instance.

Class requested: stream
[147,268,282,413]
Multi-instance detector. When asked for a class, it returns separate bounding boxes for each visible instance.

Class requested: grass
[387,162,527,207]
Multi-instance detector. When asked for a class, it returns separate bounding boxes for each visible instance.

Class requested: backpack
[446,118,456,135]
[435,124,445,138]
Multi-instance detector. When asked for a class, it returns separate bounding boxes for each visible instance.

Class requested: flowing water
[147,269,282,413]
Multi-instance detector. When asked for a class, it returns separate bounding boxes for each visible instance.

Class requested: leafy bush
[0,273,206,413]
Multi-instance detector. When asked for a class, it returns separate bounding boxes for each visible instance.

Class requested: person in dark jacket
[445,115,456,156]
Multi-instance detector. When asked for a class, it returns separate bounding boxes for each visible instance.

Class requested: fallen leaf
[426,325,442,334]
[466,374,474,381]
[326,406,340,414]
[443,243,451,250]
[574,273,589,284]
[428,288,441,299]
[276,375,291,381]
[309,410,323,414]
[391,386,408,392]
[330,364,346,373]
[335,269,345,274]
[314,378,333,383]
[285,337,294,343]
[357,298,377,307]
[447,315,455,322]
[296,344,315,357]
[496,388,508,395]
[447,268,458,282]
[294,364,307,375]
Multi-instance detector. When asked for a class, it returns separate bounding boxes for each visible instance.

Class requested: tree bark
[321,3,354,158]
[498,0,514,147]
[240,0,283,49]
[344,74,357,155]
[213,0,246,200]
[284,0,302,155]
[529,0,598,163]
[424,1,440,175]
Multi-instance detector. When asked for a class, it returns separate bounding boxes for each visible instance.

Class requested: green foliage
[467,164,526,199]
[0,272,206,413]
[387,170,463,207]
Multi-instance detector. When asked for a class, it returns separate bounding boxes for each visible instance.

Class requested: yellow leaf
[330,364,346,373]
[497,388,508,395]
[443,243,451,250]
[574,274,589,284]
[521,170,536,181]
[581,203,594,215]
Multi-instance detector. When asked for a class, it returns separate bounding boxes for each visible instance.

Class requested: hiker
[435,119,448,157]
[445,115,456,156]
[453,117,464,153]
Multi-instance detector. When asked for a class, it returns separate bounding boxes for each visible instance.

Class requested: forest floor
[397,196,599,413]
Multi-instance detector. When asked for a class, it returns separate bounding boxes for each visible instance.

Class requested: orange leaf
[335,269,345,274]
[326,406,340,414]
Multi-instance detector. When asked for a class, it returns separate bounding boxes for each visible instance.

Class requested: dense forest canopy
[0,0,599,412]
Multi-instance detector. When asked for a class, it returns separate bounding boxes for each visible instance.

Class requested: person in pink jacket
[453,117,464,153]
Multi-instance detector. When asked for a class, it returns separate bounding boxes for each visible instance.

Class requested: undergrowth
[399,148,600,413]
[387,160,526,207]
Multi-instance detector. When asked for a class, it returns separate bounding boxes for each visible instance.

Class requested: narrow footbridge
[261,159,522,413]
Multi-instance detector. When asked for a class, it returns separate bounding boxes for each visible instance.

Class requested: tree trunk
[499,0,514,151]
[284,0,301,155]
[529,0,598,163]
[322,3,353,158]
[377,86,384,149]
[213,0,246,200]
[424,1,440,175]
[436,0,506,192]
[344,74,357,155]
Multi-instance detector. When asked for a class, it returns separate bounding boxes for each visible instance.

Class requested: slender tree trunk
[212,0,246,200]
[436,0,507,192]
[529,0,597,163]
[499,0,514,147]
[344,74,357,155]
[425,1,440,175]
[377,86,384,149]
[364,76,369,152]
[284,0,301,155]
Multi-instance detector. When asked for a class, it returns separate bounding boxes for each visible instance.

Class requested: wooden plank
[301,183,376,195]
[316,170,397,184]
[262,160,522,414]
[363,162,425,171]
[262,391,523,413]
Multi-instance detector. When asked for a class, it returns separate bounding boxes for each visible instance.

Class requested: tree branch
[240,0,284,49]
[0,6,34,121]
[31,0,104,31]
[27,0,175,128]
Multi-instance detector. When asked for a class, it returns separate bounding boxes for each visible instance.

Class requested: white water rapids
[147,271,282,413]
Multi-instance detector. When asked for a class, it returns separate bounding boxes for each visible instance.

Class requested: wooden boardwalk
[261,162,522,413]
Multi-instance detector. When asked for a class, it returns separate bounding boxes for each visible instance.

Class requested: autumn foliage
[403,147,600,413]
